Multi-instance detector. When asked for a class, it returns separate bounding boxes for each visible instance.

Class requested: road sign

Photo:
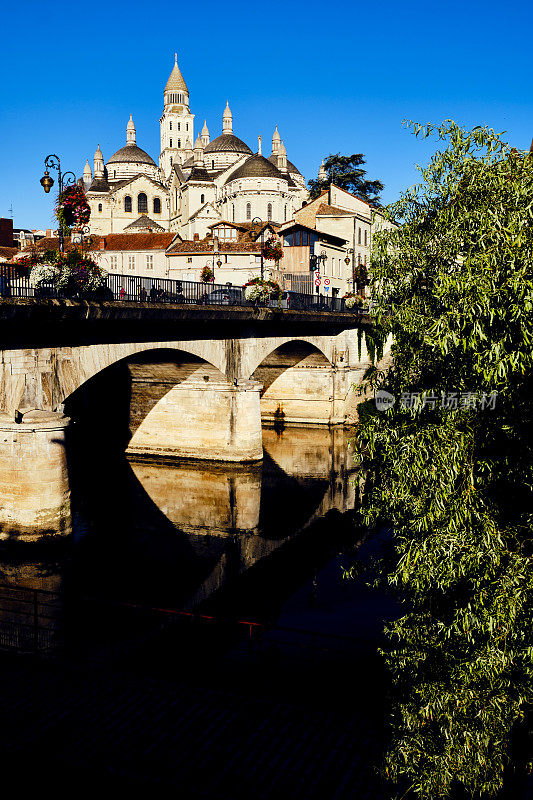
[314,278,321,287]
[324,285,330,292]
[324,278,331,286]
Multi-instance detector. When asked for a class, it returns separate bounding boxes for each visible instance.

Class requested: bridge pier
[127,378,263,463]
[0,411,71,540]
[259,363,368,426]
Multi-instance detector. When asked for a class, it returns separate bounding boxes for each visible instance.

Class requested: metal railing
[0,266,360,313]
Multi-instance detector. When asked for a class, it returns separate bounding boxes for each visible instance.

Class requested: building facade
[81,56,308,240]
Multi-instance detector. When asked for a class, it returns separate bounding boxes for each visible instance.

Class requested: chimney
[99,237,106,250]
[193,233,200,241]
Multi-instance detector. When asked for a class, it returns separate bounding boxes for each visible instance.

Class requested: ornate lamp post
[248,217,264,280]
[345,248,355,293]
[39,154,77,253]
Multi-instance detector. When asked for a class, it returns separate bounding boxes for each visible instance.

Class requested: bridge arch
[52,339,228,410]
[242,336,334,379]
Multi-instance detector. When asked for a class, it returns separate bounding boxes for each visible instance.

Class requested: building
[82,56,308,240]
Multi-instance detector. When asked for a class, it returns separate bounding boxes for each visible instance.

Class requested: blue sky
[1,0,531,230]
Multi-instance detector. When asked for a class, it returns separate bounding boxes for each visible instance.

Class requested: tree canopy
[307,153,384,204]
[355,121,533,798]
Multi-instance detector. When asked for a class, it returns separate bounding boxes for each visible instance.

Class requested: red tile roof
[167,239,261,254]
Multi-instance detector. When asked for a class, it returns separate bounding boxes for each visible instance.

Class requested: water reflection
[0,425,358,656]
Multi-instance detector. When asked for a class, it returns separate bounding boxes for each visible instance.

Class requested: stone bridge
[0,299,383,539]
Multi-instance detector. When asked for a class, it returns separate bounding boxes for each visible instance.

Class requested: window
[267,203,272,221]
[110,255,118,271]
[113,170,116,178]
[178,139,181,148]
[146,255,153,270]
[295,230,301,246]
[187,257,193,263]
[128,255,135,270]
[170,157,173,166]
[358,227,362,245]
[364,230,368,246]
[124,195,132,212]
[284,205,287,222]
[170,122,172,130]
[170,138,172,148]
[212,160,214,169]
[200,194,205,204]
[178,123,180,131]
[302,231,308,246]
[153,197,161,214]
[186,124,188,131]
[138,193,148,213]
[98,203,102,212]
[246,203,251,220]
[232,204,235,221]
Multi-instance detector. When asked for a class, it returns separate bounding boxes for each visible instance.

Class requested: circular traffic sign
[314,278,321,287]
[324,278,331,286]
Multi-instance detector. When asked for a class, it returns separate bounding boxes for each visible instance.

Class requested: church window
[212,160,214,170]
[153,197,161,214]
[113,170,116,178]
[267,203,272,221]
[246,203,251,220]
[284,205,287,222]
[98,203,102,213]
[186,124,188,131]
[170,157,173,166]
[138,193,148,213]
[124,195,132,213]
[200,194,205,204]
[170,122,172,130]
[178,123,181,131]
[170,138,172,147]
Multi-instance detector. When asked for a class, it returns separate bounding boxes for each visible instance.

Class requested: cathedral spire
[94,145,104,177]
[222,101,233,134]
[272,125,280,154]
[164,53,189,108]
[126,114,136,146]
[194,134,204,165]
[201,120,210,147]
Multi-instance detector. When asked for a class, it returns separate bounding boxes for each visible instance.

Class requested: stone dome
[204,133,252,155]
[107,144,157,167]
[227,154,283,183]
[267,153,302,176]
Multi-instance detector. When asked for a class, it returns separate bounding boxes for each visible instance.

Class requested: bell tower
[159,54,195,179]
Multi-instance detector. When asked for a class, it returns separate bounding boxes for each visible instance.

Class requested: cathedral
[81,55,308,239]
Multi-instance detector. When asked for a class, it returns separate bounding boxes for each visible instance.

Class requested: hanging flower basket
[56,186,91,229]
[262,238,284,262]
[200,265,214,283]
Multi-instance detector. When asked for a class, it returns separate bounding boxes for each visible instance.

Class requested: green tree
[356,121,533,798]
[308,153,384,203]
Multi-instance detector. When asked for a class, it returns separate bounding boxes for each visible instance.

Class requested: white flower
[29,263,60,287]
[245,284,270,301]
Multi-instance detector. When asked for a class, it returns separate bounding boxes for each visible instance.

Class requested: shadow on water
[0,357,400,797]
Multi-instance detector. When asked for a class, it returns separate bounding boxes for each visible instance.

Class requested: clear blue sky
[1,0,531,230]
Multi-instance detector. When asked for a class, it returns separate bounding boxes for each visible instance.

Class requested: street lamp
[345,248,356,293]
[39,154,77,253]
[248,217,265,280]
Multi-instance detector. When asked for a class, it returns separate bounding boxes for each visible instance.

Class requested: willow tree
[356,122,533,798]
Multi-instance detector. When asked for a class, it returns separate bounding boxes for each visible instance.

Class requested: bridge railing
[0,266,357,313]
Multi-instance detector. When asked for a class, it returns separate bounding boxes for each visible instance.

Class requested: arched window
[178,123,181,131]
[200,194,205,204]
[211,160,214,170]
[178,139,181,149]
[153,197,161,214]
[170,138,172,148]
[98,203,102,212]
[267,203,272,221]
[124,195,132,213]
[138,193,148,213]
[246,203,251,220]
[170,157,173,166]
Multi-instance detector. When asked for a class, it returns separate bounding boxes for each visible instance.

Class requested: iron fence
[0,265,359,313]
